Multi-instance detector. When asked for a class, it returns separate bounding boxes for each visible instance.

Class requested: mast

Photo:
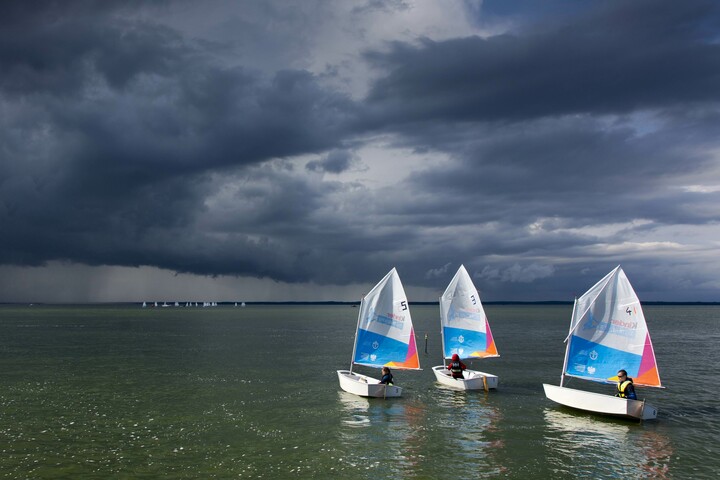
[349,295,366,374]
[438,294,446,364]
[439,265,461,363]
[560,297,578,387]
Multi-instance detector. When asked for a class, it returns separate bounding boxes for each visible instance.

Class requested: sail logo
[587,366,596,374]
[370,354,377,362]
[458,335,465,344]
[454,308,481,319]
[583,312,600,330]
[375,314,404,330]
[610,318,638,331]
[589,350,598,361]
[585,318,637,338]
[448,305,481,322]
[372,341,379,350]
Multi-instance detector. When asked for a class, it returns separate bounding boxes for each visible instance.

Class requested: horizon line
[3,300,719,306]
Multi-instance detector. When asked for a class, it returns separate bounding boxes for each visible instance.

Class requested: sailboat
[337,268,421,398]
[432,265,500,390]
[543,266,663,420]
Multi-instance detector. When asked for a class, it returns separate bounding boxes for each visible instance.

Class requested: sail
[352,268,420,370]
[564,266,662,387]
[440,265,499,360]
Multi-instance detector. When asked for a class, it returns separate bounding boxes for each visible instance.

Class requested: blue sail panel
[353,328,410,367]
[442,326,487,359]
[565,335,642,383]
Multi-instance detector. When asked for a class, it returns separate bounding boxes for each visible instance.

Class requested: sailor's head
[451,353,460,361]
[617,369,628,379]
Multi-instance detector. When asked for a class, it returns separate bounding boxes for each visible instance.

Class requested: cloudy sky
[1,0,719,303]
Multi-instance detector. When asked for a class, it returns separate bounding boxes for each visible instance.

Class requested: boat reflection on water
[542,409,672,478]
[433,388,502,433]
[336,391,427,476]
[338,391,372,428]
[336,388,506,477]
[432,389,506,475]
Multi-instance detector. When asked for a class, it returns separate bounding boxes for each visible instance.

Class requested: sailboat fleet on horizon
[141,301,242,307]
[337,264,664,422]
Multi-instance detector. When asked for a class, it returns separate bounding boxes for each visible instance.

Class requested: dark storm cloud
[402,115,719,226]
[1,0,719,300]
[363,0,720,125]
[353,0,720,248]
[0,2,358,272]
[0,1,186,95]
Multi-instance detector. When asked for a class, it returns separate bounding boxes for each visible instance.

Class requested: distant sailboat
[337,268,421,398]
[543,266,663,420]
[431,265,500,390]
[142,302,147,308]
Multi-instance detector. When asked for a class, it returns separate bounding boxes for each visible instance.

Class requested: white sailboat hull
[337,370,402,398]
[432,365,498,390]
[543,384,657,420]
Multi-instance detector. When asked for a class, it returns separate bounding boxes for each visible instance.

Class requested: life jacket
[616,379,634,398]
[450,361,463,374]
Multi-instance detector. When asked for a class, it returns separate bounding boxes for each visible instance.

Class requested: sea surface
[0,304,718,479]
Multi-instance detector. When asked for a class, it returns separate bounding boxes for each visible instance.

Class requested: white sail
[563,266,661,387]
[351,268,420,370]
[439,265,499,360]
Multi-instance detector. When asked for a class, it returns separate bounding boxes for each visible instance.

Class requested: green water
[0,304,718,478]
